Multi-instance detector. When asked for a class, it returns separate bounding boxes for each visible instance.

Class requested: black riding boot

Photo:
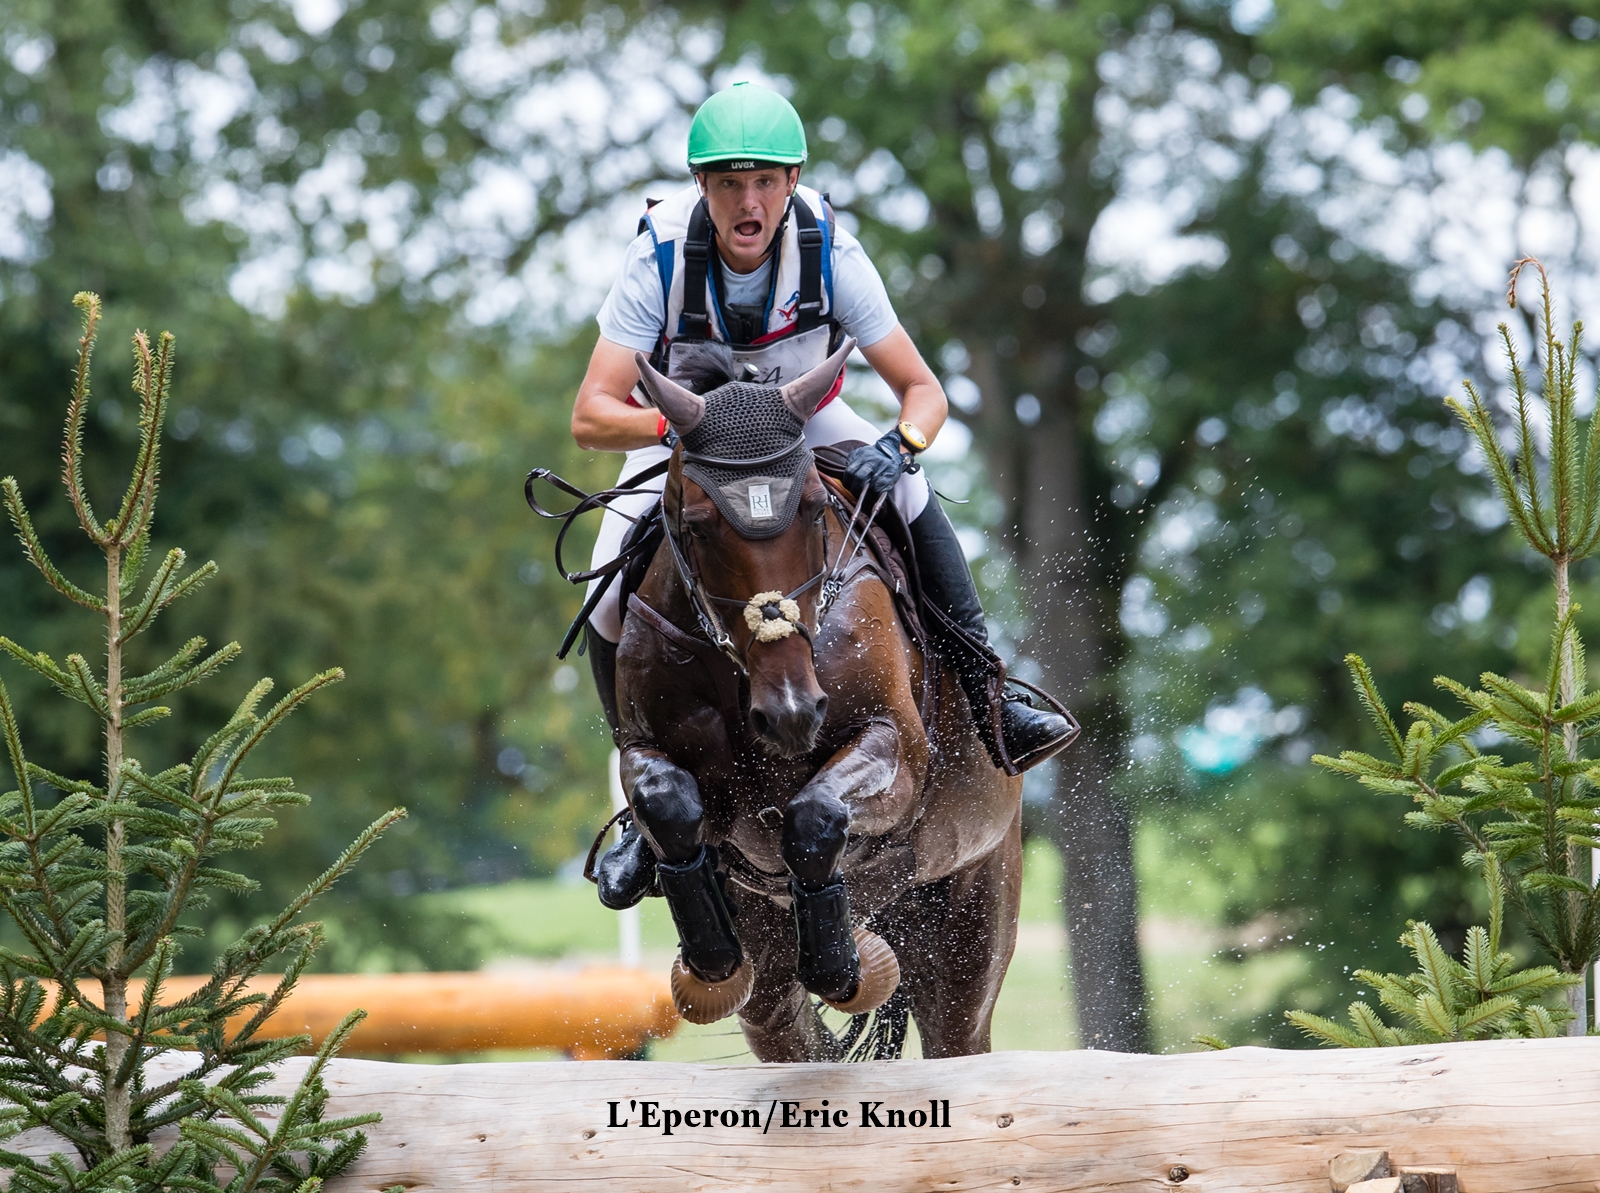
[585,626,621,745]
[658,844,743,984]
[790,875,860,1005]
[909,499,1077,773]
[587,628,659,910]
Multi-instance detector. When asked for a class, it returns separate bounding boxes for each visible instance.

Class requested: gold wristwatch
[895,420,929,454]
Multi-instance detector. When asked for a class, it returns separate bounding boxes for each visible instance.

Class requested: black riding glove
[842,431,912,500]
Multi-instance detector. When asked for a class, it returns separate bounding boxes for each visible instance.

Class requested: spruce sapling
[0,293,405,1191]
[1313,260,1600,1038]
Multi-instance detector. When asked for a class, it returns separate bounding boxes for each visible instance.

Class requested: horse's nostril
[750,708,771,736]
[813,694,828,720]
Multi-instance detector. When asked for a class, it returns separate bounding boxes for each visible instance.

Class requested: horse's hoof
[671,954,754,1024]
[821,928,900,1014]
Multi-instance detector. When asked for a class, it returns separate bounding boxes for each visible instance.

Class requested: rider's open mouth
[734,220,762,239]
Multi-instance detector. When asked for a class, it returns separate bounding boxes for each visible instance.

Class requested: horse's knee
[630,759,703,862]
[781,792,849,885]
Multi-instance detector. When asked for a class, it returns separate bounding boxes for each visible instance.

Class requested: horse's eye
[685,521,709,540]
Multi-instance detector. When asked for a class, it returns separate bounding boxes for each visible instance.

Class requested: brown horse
[613,343,1028,1061]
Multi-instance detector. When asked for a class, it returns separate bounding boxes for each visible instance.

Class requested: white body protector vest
[632,183,843,408]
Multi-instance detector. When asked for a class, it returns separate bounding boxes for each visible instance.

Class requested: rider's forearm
[897,378,948,449]
[571,390,665,452]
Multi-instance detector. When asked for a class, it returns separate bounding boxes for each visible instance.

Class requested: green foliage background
[2,0,1599,1044]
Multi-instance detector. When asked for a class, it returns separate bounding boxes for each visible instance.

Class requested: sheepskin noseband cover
[679,380,812,540]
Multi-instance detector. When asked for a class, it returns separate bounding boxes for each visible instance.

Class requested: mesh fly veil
[679,380,812,539]
[640,336,852,539]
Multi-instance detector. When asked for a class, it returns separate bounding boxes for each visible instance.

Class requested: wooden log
[1397,1169,1458,1193]
[17,1038,1598,1189]
[44,968,679,1059]
[1330,1150,1391,1191]
[319,1037,1600,1191]
[1347,1181,1401,1193]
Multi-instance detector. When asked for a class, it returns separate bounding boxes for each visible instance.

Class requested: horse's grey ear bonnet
[679,382,811,538]
[636,340,853,540]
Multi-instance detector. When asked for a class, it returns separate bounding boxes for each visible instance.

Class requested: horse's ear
[635,352,706,433]
[780,337,856,421]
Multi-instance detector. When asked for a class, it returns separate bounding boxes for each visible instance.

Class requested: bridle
[525,438,886,673]
[664,436,887,677]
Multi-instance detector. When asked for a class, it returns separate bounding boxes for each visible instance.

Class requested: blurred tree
[0,0,630,970]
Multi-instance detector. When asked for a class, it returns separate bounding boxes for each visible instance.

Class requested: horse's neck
[639,538,703,634]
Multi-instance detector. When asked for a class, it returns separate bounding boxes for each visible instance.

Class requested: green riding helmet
[687,81,808,171]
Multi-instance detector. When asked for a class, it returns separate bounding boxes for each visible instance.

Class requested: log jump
[70,968,680,1060]
[214,1037,1600,1190]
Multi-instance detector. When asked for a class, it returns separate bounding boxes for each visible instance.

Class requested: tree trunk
[1020,390,1148,1052]
[969,338,1149,1052]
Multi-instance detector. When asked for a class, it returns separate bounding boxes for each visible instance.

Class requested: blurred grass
[416,829,1308,1062]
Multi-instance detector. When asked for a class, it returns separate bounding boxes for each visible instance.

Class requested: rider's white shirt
[596,210,901,352]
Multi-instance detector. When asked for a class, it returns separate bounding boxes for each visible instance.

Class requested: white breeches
[584,397,931,643]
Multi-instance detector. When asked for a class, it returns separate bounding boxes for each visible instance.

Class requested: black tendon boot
[909,499,1076,772]
[586,628,659,910]
[790,875,860,1004]
[657,845,744,983]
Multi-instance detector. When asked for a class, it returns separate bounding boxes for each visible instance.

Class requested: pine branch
[208,671,344,802]
[0,481,106,612]
[123,642,240,706]
[108,330,172,548]
[60,294,104,545]
[240,808,406,958]
[1343,654,1404,759]
[118,550,220,645]
[0,679,34,837]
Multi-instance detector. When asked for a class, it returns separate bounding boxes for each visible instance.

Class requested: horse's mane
[667,340,736,395]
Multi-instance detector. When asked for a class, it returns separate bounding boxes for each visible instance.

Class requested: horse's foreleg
[781,717,904,882]
[623,747,743,986]
[734,893,845,1063]
[782,718,910,1009]
[624,747,702,863]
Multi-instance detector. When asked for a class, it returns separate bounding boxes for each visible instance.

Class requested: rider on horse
[571,82,1075,904]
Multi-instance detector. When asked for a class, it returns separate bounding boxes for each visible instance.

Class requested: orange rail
[82,968,680,1060]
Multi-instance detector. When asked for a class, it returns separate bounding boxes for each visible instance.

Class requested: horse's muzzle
[748,685,828,757]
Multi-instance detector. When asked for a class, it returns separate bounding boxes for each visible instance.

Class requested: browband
[678,435,807,471]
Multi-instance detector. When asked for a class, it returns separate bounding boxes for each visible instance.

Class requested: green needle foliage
[1313,261,1600,1036]
[1288,856,1576,1047]
[0,294,405,1191]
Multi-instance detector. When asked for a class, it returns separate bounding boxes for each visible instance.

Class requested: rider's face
[697,166,800,274]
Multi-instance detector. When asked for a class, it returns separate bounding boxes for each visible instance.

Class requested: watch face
[898,421,928,452]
